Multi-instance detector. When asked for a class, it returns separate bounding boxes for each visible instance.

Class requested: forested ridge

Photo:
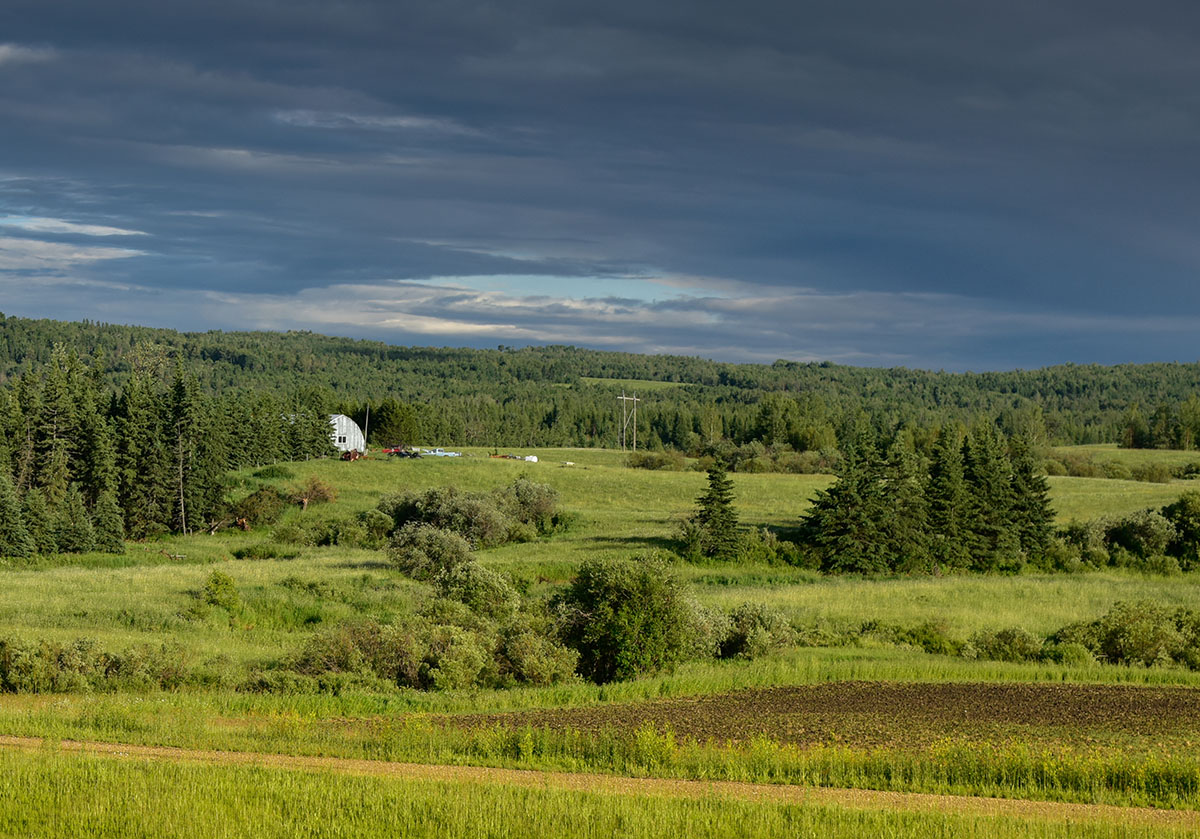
[2,312,1200,452]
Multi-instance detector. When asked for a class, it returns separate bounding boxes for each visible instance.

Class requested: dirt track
[1,734,1197,830]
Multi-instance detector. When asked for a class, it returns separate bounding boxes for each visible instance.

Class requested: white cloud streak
[0,216,146,237]
[273,109,476,135]
[0,43,55,67]
[0,236,145,271]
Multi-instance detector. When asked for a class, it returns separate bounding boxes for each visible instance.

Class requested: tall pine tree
[1008,433,1053,558]
[927,425,971,569]
[0,471,34,558]
[963,423,1020,571]
[693,460,740,559]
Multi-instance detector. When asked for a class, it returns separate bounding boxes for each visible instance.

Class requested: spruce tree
[116,370,172,538]
[879,438,931,573]
[927,425,971,569]
[801,423,891,574]
[52,483,95,553]
[0,472,34,558]
[21,488,55,554]
[694,460,739,559]
[962,424,1020,571]
[91,488,126,554]
[1008,433,1053,557]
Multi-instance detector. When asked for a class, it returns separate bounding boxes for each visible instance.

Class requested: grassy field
[1051,444,1200,471]
[577,377,692,391]
[3,445,1200,833]
[7,748,1192,839]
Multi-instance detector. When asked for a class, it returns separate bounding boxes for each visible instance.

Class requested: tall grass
[0,749,1193,838]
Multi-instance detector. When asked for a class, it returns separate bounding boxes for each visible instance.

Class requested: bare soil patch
[450,682,1200,750]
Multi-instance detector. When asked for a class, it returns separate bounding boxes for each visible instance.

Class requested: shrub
[388,523,472,580]
[1101,462,1133,480]
[719,603,797,660]
[555,555,696,683]
[967,627,1043,662]
[231,542,298,560]
[378,486,510,548]
[289,476,337,510]
[1106,510,1175,558]
[437,562,520,620]
[424,624,493,690]
[736,528,804,566]
[201,571,240,611]
[357,509,394,547]
[1054,600,1199,668]
[0,637,190,693]
[1131,462,1172,483]
[497,623,579,686]
[1162,490,1200,570]
[496,477,561,534]
[234,486,289,526]
[627,451,686,471]
[1032,537,1086,573]
[863,620,960,656]
[291,620,425,688]
[1042,641,1096,667]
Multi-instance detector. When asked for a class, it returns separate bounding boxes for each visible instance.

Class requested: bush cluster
[552,554,796,683]
[288,606,579,691]
[960,601,1200,670]
[1053,601,1200,669]
[1053,491,1200,573]
[0,636,192,693]
[376,477,571,549]
[231,486,289,527]
[1043,452,1184,483]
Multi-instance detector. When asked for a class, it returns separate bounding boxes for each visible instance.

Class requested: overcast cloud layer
[1,1,1198,370]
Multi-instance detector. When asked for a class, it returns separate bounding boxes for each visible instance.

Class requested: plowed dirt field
[451,682,1200,749]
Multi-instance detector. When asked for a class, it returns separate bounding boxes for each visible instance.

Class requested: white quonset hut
[329,414,366,452]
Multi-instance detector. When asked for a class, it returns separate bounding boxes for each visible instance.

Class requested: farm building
[329,414,366,452]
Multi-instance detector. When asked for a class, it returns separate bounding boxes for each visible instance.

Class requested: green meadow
[4,445,1200,833]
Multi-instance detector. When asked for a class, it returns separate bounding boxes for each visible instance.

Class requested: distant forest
[3,311,1200,459]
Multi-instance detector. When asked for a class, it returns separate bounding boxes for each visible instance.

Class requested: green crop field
[3,446,1200,835]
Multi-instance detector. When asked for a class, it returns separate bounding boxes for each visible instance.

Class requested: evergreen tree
[21,488,55,554]
[91,488,126,554]
[1008,433,1053,558]
[962,424,1020,571]
[693,460,740,559]
[52,483,95,553]
[74,379,118,506]
[878,438,931,572]
[801,423,891,574]
[0,472,34,558]
[116,369,172,538]
[926,425,971,569]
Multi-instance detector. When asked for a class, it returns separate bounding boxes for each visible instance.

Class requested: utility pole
[617,391,640,451]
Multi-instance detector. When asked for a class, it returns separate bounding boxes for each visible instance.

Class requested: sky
[1,1,1199,371]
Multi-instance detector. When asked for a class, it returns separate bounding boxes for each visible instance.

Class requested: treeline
[6,313,1200,450]
[800,423,1052,574]
[0,345,333,554]
[1119,398,1200,451]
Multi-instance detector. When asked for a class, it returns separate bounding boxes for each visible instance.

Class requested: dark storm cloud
[1,1,1199,368]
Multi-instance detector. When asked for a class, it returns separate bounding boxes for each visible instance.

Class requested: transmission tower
[617,391,640,451]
